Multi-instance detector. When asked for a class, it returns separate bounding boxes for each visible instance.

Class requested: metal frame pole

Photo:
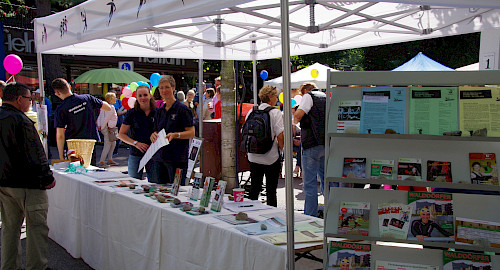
[36,52,48,158]
[251,39,258,105]
[280,0,295,269]
[198,59,204,172]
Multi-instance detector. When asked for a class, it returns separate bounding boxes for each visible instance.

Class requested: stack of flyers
[337,201,370,236]
[370,159,394,179]
[210,180,227,212]
[443,250,491,270]
[397,158,422,181]
[378,203,412,239]
[328,241,370,270]
[189,172,203,201]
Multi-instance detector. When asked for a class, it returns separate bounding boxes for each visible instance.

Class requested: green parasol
[73,68,149,84]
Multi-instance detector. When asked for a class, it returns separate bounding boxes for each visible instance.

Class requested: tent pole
[36,52,48,158]
[251,39,258,105]
[198,59,204,172]
[280,0,295,269]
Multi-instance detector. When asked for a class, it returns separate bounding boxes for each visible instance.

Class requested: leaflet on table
[189,172,203,201]
[455,217,500,248]
[443,250,491,270]
[378,203,412,239]
[260,211,310,223]
[407,191,454,242]
[337,100,361,133]
[426,160,452,182]
[360,87,406,134]
[370,159,394,179]
[210,180,227,212]
[328,241,371,270]
[459,86,500,137]
[214,214,259,225]
[235,217,286,235]
[397,158,422,181]
[375,260,438,270]
[338,201,370,236]
[83,170,130,180]
[294,221,324,233]
[260,230,321,245]
[408,87,458,135]
[342,158,366,178]
[469,153,499,185]
[185,137,203,181]
[138,129,169,172]
[223,200,273,212]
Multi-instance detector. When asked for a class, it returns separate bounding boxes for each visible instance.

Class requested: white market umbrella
[265,63,339,89]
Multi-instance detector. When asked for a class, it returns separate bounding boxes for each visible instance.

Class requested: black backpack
[240,106,275,154]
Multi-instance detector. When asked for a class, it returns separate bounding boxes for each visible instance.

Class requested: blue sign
[121,62,131,70]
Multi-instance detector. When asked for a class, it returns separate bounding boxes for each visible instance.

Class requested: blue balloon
[150,73,161,87]
[291,99,297,108]
[137,81,151,89]
[260,70,268,80]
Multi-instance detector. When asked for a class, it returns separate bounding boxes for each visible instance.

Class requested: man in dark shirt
[0,82,56,269]
[53,78,111,165]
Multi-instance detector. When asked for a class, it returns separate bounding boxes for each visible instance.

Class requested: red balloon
[132,91,136,98]
[122,97,130,110]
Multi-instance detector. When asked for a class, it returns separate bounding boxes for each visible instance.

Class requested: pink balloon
[293,95,302,105]
[4,54,23,75]
[128,97,136,109]
[122,87,132,98]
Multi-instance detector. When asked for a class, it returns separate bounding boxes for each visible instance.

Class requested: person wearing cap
[32,88,52,117]
[410,207,454,241]
[53,78,112,165]
[0,82,56,270]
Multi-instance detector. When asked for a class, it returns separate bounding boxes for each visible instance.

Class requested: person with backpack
[242,85,284,207]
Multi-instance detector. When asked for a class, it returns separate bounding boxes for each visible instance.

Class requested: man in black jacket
[0,82,56,270]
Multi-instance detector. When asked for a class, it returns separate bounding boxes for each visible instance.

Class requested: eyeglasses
[21,96,33,101]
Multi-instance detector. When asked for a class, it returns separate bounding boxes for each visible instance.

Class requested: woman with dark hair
[118,85,158,182]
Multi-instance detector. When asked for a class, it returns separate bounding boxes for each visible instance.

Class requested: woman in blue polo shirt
[118,85,158,182]
[150,75,194,184]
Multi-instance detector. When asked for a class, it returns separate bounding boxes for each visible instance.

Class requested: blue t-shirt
[123,108,157,157]
[54,94,103,141]
[153,100,193,163]
[44,97,52,117]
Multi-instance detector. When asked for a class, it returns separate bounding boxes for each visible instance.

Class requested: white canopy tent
[33,1,500,269]
[265,62,339,89]
[456,62,480,70]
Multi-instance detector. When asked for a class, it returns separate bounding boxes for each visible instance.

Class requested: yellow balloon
[278,92,284,104]
[311,69,319,78]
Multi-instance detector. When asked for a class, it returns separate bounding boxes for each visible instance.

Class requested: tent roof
[265,62,339,89]
[34,0,500,61]
[392,52,454,71]
[456,62,479,70]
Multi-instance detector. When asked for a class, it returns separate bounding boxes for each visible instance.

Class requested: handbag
[108,127,119,142]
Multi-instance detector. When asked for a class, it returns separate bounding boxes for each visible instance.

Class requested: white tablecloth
[47,169,322,270]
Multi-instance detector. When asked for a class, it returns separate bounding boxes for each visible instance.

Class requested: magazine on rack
[407,191,454,242]
[338,201,370,236]
[443,250,492,270]
[455,217,500,248]
[397,158,422,181]
[370,159,394,179]
[426,160,452,182]
[337,100,361,133]
[328,241,370,270]
[375,260,438,270]
[469,153,499,185]
[378,203,412,239]
[342,158,367,178]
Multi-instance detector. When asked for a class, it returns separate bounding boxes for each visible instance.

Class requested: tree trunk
[35,0,64,99]
[220,60,237,192]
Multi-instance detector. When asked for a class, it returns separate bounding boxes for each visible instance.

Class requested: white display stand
[322,70,500,269]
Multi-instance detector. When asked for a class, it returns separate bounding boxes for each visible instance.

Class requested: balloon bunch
[3,54,23,83]
[149,73,160,95]
[278,93,303,108]
[120,81,150,109]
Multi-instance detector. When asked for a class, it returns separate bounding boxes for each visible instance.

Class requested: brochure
[235,217,286,235]
[407,191,454,242]
[376,260,438,270]
[337,100,361,133]
[295,221,324,233]
[455,217,500,248]
[199,176,215,207]
[469,153,498,185]
[342,158,367,178]
[338,201,370,236]
[397,158,422,181]
[210,180,227,212]
[360,87,406,134]
[370,159,394,179]
[170,168,182,196]
[426,160,452,182]
[189,172,203,201]
[260,230,322,245]
[328,241,370,270]
[443,250,492,270]
[459,86,500,137]
[378,203,412,239]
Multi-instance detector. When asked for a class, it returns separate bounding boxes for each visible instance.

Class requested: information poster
[360,87,406,134]
[409,87,458,135]
[459,86,500,137]
[337,100,361,133]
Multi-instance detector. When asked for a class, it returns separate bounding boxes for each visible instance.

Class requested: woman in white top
[97,92,118,167]
[246,85,284,207]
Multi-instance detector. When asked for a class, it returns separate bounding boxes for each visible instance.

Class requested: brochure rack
[323,70,500,269]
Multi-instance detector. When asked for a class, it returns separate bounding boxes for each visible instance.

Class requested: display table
[47,169,322,270]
